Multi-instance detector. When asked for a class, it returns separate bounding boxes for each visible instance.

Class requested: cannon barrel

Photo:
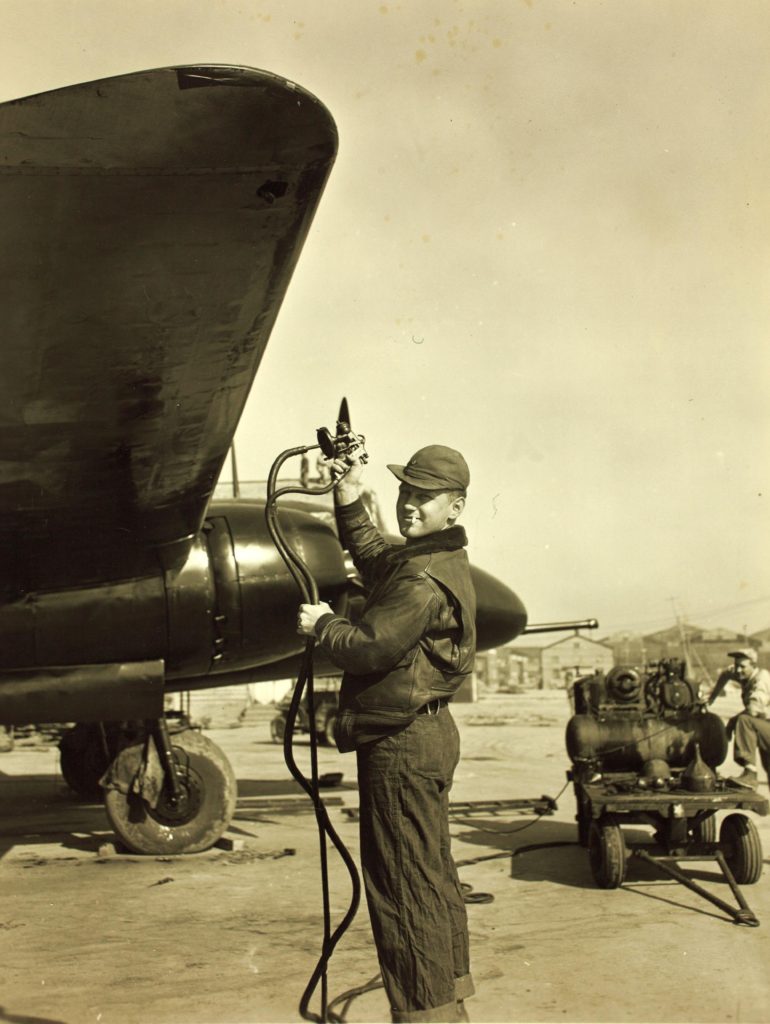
[523,618,599,635]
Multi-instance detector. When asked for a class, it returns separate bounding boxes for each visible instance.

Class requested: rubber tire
[324,712,338,748]
[60,724,111,801]
[691,814,717,844]
[720,813,763,885]
[270,717,285,744]
[588,814,626,888]
[104,730,237,855]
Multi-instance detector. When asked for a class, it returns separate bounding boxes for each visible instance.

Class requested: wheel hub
[150,766,203,825]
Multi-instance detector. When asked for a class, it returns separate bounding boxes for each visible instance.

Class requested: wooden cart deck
[580,775,769,818]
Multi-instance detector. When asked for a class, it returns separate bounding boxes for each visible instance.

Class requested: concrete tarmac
[1,690,769,1024]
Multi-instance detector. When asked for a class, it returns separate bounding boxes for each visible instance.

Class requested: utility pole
[230,443,241,499]
[670,596,693,676]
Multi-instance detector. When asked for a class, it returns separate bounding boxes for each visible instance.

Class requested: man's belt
[417,697,450,715]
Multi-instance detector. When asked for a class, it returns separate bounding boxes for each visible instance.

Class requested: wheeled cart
[570,770,768,925]
[565,659,770,924]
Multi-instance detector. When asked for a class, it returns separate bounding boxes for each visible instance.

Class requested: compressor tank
[566,710,728,772]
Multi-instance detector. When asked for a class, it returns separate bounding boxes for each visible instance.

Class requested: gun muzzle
[523,618,599,635]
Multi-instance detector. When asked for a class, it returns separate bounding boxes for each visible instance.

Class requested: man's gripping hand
[297,602,334,637]
[330,449,365,504]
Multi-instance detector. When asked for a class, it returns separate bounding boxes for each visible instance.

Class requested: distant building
[639,623,758,683]
[686,633,753,682]
[513,646,547,689]
[642,623,703,664]
[600,630,647,666]
[475,644,533,691]
[750,628,770,670]
[540,633,614,689]
[475,622,770,694]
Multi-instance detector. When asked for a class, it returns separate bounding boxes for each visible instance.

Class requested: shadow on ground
[453,814,764,926]
[0,1006,68,1024]
[0,770,355,857]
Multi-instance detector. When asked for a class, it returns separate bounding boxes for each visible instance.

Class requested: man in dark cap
[710,648,770,789]
[298,444,477,1023]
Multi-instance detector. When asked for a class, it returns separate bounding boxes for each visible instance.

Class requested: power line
[602,595,770,634]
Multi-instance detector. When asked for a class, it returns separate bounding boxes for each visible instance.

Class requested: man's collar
[388,525,468,563]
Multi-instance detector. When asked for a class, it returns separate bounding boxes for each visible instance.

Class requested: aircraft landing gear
[103,725,236,855]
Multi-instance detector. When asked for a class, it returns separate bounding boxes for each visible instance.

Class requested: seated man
[711,648,770,789]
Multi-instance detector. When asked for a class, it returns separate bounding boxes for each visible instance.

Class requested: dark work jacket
[314,498,477,752]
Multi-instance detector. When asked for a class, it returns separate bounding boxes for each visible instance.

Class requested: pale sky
[1,0,768,637]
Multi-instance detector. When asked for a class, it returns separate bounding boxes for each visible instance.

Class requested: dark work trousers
[356,707,473,1023]
[734,712,770,778]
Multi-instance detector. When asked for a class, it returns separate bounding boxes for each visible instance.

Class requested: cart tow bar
[633,849,760,926]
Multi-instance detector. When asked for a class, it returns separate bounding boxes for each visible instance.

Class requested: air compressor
[565,659,768,924]
[566,659,727,780]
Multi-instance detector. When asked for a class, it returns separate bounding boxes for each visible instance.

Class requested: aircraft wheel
[104,730,237,855]
[60,724,111,800]
[720,813,763,885]
[588,814,626,888]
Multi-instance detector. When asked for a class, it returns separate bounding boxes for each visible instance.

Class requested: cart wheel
[588,814,626,888]
[691,814,717,845]
[720,813,763,885]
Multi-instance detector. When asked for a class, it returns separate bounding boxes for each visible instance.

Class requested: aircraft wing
[0,65,337,592]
